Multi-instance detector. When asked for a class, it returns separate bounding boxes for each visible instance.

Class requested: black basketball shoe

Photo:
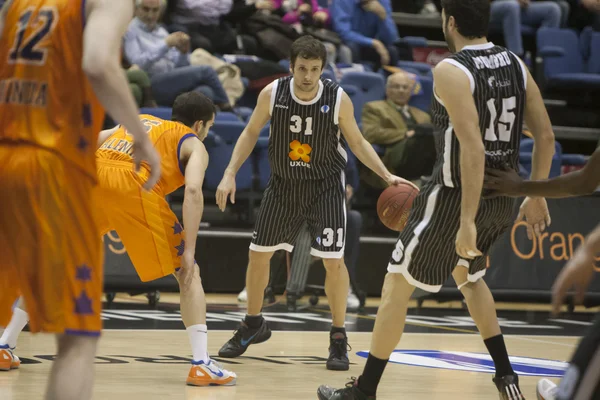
[494,374,525,399]
[327,331,350,370]
[217,318,271,358]
[317,378,375,400]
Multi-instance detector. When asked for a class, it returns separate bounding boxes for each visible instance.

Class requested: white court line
[550,319,593,326]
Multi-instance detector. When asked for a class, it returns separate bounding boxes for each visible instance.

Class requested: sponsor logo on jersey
[289,140,311,168]
[275,104,289,109]
[356,350,567,377]
[321,105,330,114]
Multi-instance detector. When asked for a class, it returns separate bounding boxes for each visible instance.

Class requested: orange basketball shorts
[0,145,103,336]
[96,160,184,282]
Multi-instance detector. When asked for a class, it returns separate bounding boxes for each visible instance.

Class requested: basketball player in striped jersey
[485,149,600,400]
[0,0,160,399]
[318,0,556,397]
[215,35,415,370]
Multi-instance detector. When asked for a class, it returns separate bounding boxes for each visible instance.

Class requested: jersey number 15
[485,96,516,143]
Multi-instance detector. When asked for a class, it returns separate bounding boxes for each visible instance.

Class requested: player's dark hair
[171,91,216,127]
[290,35,327,69]
[441,0,490,39]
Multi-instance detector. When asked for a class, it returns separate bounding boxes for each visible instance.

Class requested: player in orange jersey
[1,91,237,386]
[0,0,160,399]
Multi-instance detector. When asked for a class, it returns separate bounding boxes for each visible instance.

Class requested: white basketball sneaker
[537,378,558,400]
[186,358,237,386]
[0,345,20,371]
[237,287,247,303]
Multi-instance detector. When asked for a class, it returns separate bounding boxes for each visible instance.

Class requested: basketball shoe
[186,358,237,386]
[327,331,350,371]
[317,378,375,400]
[536,378,558,400]
[0,345,20,371]
[493,374,526,399]
[218,318,271,358]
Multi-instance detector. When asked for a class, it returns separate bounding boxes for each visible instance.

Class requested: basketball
[377,183,419,231]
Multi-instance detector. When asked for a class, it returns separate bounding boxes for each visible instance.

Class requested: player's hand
[216,172,236,211]
[456,221,482,259]
[484,167,524,198]
[551,245,596,316]
[384,173,419,191]
[176,251,197,287]
[132,138,161,191]
[516,197,551,240]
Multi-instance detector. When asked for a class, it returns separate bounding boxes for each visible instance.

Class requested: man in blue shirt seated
[330,0,401,68]
[124,0,233,110]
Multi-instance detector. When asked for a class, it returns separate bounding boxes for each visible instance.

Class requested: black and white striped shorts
[388,183,515,292]
[250,173,346,259]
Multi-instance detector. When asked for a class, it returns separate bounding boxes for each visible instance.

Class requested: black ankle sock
[330,326,346,338]
[244,314,263,329]
[484,334,514,377]
[357,353,388,396]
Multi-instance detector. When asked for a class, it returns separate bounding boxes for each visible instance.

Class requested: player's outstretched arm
[179,137,208,280]
[522,67,556,182]
[216,83,271,211]
[434,62,484,258]
[486,147,600,198]
[338,92,417,189]
[83,0,160,190]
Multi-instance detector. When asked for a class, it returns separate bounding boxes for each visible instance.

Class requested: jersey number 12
[8,7,57,65]
[485,96,516,142]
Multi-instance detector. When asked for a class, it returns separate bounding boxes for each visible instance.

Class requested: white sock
[0,308,29,349]
[187,324,208,363]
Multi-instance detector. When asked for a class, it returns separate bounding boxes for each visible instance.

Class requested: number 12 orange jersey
[0,0,104,180]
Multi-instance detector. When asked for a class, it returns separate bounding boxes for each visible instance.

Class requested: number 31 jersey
[268,76,348,181]
[430,43,527,189]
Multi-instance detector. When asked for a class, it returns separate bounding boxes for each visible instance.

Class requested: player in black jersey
[317,0,556,398]
[214,36,414,370]
[485,149,600,400]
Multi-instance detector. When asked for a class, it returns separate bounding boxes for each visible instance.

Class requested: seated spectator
[568,0,600,31]
[124,0,233,110]
[489,0,561,57]
[223,0,278,55]
[361,71,435,187]
[169,0,243,54]
[121,48,157,108]
[330,0,400,69]
[276,0,353,64]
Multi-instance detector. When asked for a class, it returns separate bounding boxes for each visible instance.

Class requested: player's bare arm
[96,125,121,148]
[551,223,600,316]
[434,61,484,259]
[485,147,600,198]
[338,92,417,189]
[178,136,209,284]
[216,83,272,211]
[84,0,160,191]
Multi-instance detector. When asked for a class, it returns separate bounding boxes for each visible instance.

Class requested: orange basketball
[377,183,419,232]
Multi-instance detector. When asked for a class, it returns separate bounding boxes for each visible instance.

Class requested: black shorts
[556,314,600,400]
[250,173,346,259]
[387,183,515,292]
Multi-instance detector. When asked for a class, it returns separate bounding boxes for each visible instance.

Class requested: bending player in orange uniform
[0,1,160,399]
[0,92,237,386]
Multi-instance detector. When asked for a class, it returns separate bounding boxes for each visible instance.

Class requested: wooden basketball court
[0,294,593,400]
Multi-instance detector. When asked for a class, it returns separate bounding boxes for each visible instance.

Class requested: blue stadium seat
[536,28,600,89]
[408,75,433,113]
[215,112,241,122]
[588,30,600,74]
[397,61,433,77]
[322,69,336,82]
[519,139,563,178]
[260,124,271,137]
[235,107,254,121]
[140,107,171,120]
[211,120,246,143]
[254,137,271,190]
[340,71,386,104]
[204,141,253,191]
[340,84,366,123]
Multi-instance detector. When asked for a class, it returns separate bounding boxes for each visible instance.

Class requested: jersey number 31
[290,116,313,135]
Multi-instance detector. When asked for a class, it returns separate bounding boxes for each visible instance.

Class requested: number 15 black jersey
[268,76,348,180]
[430,42,528,189]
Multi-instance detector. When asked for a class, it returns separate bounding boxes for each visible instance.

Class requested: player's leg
[219,176,302,358]
[0,297,28,370]
[537,314,600,400]
[306,173,352,370]
[453,197,523,399]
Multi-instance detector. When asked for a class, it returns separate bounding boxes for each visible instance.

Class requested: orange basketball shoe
[186,358,237,386]
[0,345,20,371]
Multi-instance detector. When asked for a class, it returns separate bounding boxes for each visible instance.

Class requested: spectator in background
[169,0,244,54]
[568,0,600,30]
[330,0,400,68]
[223,0,279,55]
[124,0,233,110]
[361,71,435,188]
[489,0,561,57]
